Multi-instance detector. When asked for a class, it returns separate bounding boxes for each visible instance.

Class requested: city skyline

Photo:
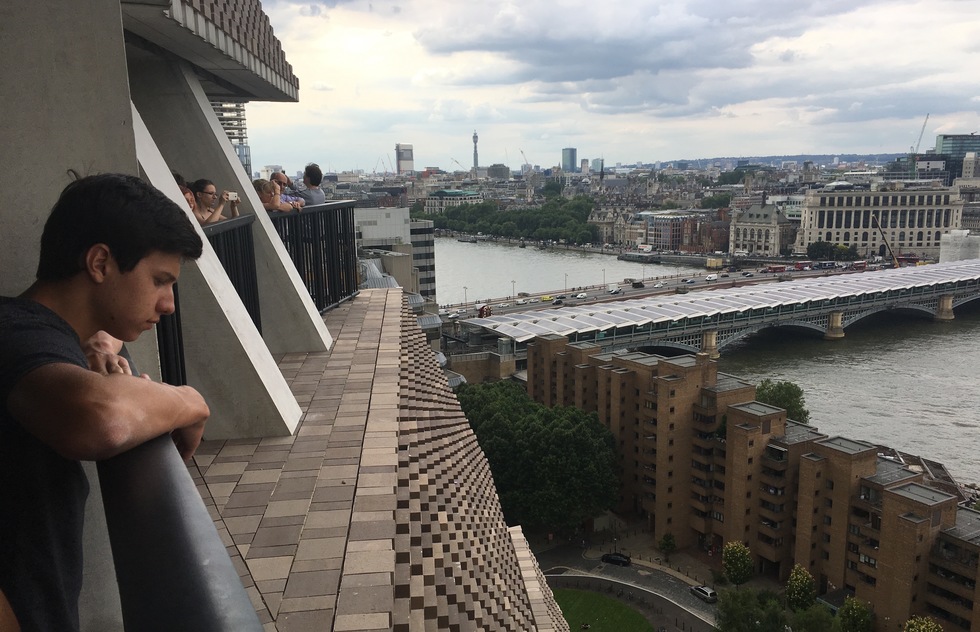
[247,0,980,175]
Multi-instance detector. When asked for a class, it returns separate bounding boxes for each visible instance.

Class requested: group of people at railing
[173,163,327,226]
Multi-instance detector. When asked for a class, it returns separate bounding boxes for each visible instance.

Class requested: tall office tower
[581,158,590,174]
[591,158,603,172]
[562,147,577,172]
[472,130,479,170]
[210,101,251,176]
[395,143,415,174]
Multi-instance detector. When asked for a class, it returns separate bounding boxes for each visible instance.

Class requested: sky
[246,0,980,175]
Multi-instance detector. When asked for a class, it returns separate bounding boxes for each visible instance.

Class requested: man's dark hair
[304,163,323,187]
[37,173,204,281]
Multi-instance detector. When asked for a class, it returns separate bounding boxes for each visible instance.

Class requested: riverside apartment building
[527,334,979,631]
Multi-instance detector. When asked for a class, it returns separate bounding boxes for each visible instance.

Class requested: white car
[575,292,587,299]
[653,282,665,288]
[516,299,528,305]
[447,313,460,320]
[496,303,510,308]
[529,298,540,303]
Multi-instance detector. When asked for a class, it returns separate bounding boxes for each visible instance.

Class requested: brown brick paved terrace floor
[187,289,568,632]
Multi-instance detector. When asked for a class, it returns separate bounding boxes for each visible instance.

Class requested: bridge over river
[457,260,980,361]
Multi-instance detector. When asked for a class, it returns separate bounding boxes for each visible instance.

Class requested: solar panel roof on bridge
[466,260,980,343]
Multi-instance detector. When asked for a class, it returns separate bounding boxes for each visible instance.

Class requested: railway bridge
[458,260,980,362]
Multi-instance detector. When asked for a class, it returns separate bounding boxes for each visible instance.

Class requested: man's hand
[84,331,131,376]
[172,419,207,461]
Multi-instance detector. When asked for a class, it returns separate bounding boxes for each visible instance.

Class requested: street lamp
[463,286,468,305]
[511,280,515,297]
[564,273,568,293]
[602,268,606,287]
[642,264,646,281]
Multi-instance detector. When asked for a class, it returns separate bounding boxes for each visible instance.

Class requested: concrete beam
[127,55,331,355]
[133,104,302,439]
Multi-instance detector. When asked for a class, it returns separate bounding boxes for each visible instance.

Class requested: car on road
[601,552,631,567]
[608,287,622,294]
[516,299,527,305]
[496,303,510,308]
[631,281,645,288]
[653,282,665,288]
[690,585,717,603]
[447,313,459,320]
[680,278,689,283]
[529,298,540,303]
[685,279,697,284]
[541,295,553,302]
[552,299,564,306]
[742,272,754,277]
[575,292,588,299]
[556,294,567,299]
[720,273,729,278]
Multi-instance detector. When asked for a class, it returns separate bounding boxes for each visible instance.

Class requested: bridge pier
[701,330,719,359]
[935,294,955,321]
[824,311,845,340]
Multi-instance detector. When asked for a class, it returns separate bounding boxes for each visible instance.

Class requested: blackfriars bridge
[459,259,980,360]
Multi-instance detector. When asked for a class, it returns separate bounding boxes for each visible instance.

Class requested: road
[533,543,718,627]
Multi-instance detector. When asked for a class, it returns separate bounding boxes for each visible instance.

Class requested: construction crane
[909,113,930,178]
[871,213,899,268]
[450,157,466,173]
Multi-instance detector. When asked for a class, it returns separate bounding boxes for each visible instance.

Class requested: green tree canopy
[755,378,810,424]
[785,564,816,611]
[791,604,835,632]
[541,180,563,198]
[903,616,943,632]
[834,596,873,632]
[456,381,618,533]
[701,192,733,209]
[716,588,787,632]
[657,533,676,562]
[722,541,754,586]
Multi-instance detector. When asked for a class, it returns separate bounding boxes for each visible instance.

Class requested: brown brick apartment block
[527,333,980,631]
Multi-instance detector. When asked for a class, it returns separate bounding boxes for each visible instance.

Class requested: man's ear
[83,244,112,283]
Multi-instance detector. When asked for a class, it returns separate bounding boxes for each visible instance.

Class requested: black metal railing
[157,283,186,386]
[268,201,359,312]
[98,435,262,631]
[204,215,262,333]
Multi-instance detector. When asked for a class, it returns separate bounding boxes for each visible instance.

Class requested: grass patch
[554,588,655,631]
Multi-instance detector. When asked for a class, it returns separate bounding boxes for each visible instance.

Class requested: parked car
[690,585,718,603]
[601,552,631,567]
[574,292,588,299]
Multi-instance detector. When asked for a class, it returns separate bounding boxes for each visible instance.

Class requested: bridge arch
[842,304,936,328]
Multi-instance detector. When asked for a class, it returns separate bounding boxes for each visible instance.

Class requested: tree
[784,564,816,611]
[791,604,835,632]
[722,541,753,586]
[903,616,943,632]
[657,533,676,562]
[456,381,618,533]
[717,588,760,632]
[834,596,873,632]
[701,192,733,209]
[755,378,810,424]
[806,240,836,261]
[541,180,563,198]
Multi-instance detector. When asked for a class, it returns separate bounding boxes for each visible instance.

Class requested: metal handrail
[97,436,261,632]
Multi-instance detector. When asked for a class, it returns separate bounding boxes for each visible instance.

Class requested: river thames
[435,237,980,484]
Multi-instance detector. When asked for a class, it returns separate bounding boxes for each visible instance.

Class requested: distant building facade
[935,134,980,158]
[410,219,437,304]
[729,203,795,256]
[395,143,414,174]
[423,189,483,214]
[526,336,978,632]
[795,183,963,258]
[562,148,578,173]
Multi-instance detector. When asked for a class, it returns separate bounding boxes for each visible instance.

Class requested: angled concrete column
[127,56,331,355]
[134,106,301,439]
[824,311,845,340]
[700,330,719,359]
[935,294,955,321]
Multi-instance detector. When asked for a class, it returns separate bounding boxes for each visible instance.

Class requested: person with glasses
[270,172,304,210]
[188,178,240,225]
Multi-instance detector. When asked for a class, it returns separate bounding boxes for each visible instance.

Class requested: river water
[435,238,980,484]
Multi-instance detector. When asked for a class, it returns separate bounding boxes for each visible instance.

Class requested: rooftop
[817,436,877,456]
[890,482,957,507]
